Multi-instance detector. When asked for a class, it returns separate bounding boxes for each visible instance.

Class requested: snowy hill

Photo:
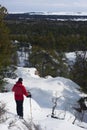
[0,67,87,130]
[6,12,87,21]
[37,11,87,16]
[13,11,87,16]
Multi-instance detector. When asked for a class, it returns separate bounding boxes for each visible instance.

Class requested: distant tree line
[6,20,87,52]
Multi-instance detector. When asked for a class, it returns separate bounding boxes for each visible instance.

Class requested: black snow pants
[16,100,23,117]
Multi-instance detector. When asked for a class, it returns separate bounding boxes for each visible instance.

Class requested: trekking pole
[30,98,32,120]
[29,97,33,129]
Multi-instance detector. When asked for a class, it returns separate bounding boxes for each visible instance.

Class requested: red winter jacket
[12,81,28,101]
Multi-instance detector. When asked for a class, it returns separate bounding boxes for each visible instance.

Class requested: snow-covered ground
[0,66,87,130]
[0,50,87,130]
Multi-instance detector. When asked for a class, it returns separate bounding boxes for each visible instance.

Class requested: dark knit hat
[18,78,23,82]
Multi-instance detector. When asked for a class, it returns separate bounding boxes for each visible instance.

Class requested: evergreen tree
[70,51,87,93]
[0,5,13,79]
[29,46,68,77]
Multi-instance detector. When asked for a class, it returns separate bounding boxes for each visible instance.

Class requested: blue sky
[0,0,87,13]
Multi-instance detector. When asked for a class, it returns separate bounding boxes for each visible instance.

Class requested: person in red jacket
[12,78,31,119]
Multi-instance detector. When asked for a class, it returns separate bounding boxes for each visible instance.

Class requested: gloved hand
[27,94,32,98]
